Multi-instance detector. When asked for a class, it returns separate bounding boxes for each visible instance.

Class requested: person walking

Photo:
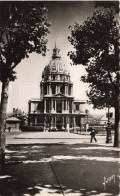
[90,127,97,143]
[8,127,11,132]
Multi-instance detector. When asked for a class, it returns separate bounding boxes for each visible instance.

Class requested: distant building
[28,44,86,131]
[6,117,21,131]
[99,113,115,126]
[83,111,115,132]
[6,108,27,130]
[13,108,25,117]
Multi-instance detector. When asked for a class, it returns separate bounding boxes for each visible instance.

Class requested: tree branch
[11,62,19,70]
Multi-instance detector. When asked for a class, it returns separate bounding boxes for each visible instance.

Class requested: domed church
[28,44,86,132]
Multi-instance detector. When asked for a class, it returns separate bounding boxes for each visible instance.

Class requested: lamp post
[106,105,112,143]
[49,108,51,131]
[85,109,89,132]
[106,44,115,143]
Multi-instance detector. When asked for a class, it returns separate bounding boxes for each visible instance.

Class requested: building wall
[28,45,86,131]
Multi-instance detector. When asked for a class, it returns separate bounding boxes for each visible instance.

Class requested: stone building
[28,44,86,131]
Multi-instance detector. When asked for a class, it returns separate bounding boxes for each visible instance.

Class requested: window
[76,104,79,111]
[60,75,62,81]
[53,75,55,81]
[59,63,63,71]
[52,63,56,71]
[52,85,55,94]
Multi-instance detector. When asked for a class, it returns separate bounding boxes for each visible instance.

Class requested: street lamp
[49,109,51,131]
[106,105,112,143]
[85,109,89,132]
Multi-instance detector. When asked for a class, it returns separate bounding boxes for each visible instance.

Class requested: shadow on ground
[0,143,119,196]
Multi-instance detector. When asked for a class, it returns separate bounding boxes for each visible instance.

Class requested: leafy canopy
[68,4,119,109]
[0,2,50,82]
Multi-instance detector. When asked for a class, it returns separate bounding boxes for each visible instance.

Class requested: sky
[0,1,111,115]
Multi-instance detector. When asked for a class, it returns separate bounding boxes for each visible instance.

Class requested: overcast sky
[0,1,110,115]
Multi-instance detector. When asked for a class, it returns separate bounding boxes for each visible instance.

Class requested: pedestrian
[8,127,11,132]
[90,127,97,143]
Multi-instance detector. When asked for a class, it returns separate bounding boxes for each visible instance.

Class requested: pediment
[53,93,67,97]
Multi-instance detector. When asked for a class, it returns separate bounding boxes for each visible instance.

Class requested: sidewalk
[0,132,119,196]
[6,131,114,146]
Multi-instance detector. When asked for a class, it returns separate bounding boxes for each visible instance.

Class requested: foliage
[68,4,119,109]
[0,2,50,82]
[95,1,119,13]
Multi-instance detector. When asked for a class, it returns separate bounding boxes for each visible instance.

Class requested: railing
[21,124,86,132]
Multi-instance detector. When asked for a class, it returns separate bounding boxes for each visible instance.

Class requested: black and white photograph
[0,1,119,196]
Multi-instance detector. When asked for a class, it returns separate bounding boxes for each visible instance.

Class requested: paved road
[6,131,114,146]
[0,132,119,196]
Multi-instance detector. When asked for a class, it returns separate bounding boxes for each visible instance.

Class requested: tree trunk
[0,79,9,165]
[114,100,120,147]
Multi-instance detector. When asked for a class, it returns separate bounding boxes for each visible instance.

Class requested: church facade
[28,44,86,131]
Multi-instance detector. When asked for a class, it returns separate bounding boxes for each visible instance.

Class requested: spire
[55,33,58,48]
[52,34,61,59]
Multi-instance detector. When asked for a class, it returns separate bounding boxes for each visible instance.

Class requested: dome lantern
[52,44,61,59]
[42,42,70,76]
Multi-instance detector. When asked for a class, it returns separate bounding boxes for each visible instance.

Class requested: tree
[68,2,119,147]
[0,1,50,165]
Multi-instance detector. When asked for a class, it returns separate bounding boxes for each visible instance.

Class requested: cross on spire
[55,33,58,48]
[52,34,61,59]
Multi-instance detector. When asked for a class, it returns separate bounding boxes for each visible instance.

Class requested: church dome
[42,45,70,76]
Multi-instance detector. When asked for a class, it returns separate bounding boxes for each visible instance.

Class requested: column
[35,116,37,125]
[44,100,46,113]
[51,116,53,127]
[55,116,56,128]
[28,101,31,114]
[68,101,69,112]
[66,116,69,132]
[66,116,67,129]
[48,84,50,95]
[67,117,70,132]
[55,100,56,112]
[71,85,73,96]
[72,101,74,113]
[44,116,46,131]
[62,100,64,112]
[49,83,51,95]
[62,117,64,128]
[28,102,31,126]
[58,85,60,93]
[65,85,67,95]
[56,85,58,93]
[47,84,49,95]
[64,100,66,111]
[57,85,59,93]
[51,99,53,111]
[66,85,68,95]
[56,85,57,94]
[48,75,51,81]
[66,100,67,111]
[73,117,76,131]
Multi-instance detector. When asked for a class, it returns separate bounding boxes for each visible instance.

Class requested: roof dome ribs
[42,43,70,76]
